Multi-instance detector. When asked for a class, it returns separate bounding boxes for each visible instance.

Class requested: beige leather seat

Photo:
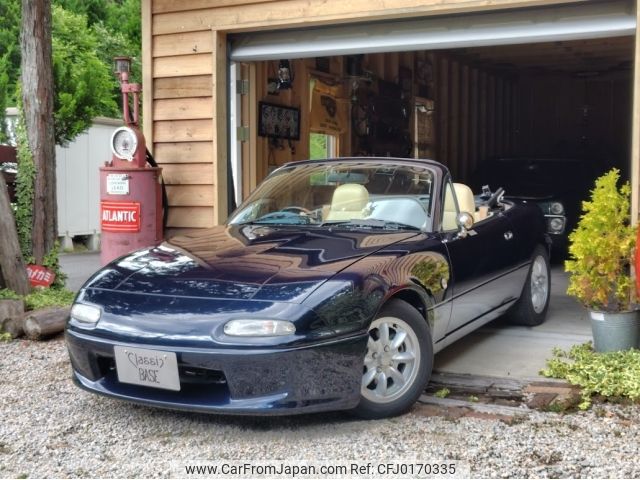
[326,183,369,221]
[442,183,476,230]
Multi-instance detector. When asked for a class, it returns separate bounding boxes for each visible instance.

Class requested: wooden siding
[143,0,631,229]
[150,0,586,35]
[153,76,213,99]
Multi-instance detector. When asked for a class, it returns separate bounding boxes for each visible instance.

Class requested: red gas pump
[100,56,163,265]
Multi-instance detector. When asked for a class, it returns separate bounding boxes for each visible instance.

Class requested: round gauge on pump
[110,127,138,161]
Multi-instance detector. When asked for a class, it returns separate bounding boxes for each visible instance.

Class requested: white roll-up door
[229,0,635,62]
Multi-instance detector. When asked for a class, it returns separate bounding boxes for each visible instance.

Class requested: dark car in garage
[66,157,550,419]
[471,157,598,257]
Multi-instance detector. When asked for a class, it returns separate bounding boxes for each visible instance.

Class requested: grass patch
[541,342,640,410]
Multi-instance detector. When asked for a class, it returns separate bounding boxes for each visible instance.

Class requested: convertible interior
[324,181,507,231]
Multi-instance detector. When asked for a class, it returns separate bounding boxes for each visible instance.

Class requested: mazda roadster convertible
[66,157,550,418]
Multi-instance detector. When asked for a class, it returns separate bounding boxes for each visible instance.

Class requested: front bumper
[66,329,368,415]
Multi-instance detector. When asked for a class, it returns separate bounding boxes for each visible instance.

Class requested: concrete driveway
[61,254,588,380]
[434,266,590,379]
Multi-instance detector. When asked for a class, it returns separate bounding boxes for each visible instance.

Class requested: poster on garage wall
[309,79,348,135]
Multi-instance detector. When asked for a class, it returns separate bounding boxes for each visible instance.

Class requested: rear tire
[508,245,550,326]
[353,299,433,419]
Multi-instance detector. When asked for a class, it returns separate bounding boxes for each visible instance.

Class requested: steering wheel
[281,206,312,215]
[486,187,505,209]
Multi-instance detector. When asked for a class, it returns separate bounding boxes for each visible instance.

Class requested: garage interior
[231,36,634,203]
[219,1,636,377]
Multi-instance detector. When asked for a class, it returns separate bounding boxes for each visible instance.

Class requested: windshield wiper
[320,219,420,231]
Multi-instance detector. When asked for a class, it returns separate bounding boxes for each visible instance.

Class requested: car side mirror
[456,211,474,238]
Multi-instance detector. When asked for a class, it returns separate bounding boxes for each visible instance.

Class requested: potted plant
[565,168,639,352]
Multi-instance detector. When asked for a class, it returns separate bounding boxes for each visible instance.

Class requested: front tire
[508,245,551,326]
[354,299,433,419]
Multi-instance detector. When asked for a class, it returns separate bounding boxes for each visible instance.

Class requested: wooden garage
[141,0,640,234]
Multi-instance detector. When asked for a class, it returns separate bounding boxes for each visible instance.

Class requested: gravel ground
[2,337,640,479]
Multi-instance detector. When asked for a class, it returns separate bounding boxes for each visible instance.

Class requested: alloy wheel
[361,317,421,404]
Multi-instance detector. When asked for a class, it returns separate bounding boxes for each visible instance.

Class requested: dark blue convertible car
[66,158,550,418]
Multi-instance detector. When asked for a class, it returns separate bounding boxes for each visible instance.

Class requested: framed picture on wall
[258,102,301,140]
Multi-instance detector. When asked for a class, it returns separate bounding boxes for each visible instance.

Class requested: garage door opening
[232,34,633,200]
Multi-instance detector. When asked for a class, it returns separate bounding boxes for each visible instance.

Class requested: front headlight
[223,319,296,337]
[547,217,565,233]
[70,303,101,326]
[550,202,564,215]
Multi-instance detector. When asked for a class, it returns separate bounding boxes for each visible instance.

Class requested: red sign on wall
[101,201,141,232]
[26,265,56,287]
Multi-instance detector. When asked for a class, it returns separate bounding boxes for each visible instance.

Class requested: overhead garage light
[230,0,635,62]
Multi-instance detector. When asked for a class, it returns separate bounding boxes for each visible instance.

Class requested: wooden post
[212,30,229,224]
[632,0,640,224]
[438,56,450,167]
[142,0,154,153]
[449,61,460,178]
[0,174,30,295]
[460,65,470,182]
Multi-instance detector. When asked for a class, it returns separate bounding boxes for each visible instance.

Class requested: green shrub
[541,343,640,409]
[434,388,450,399]
[24,288,75,310]
[565,169,636,312]
[0,288,21,300]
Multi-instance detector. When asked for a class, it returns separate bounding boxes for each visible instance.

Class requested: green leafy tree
[0,0,141,145]
[52,5,118,145]
[0,0,21,143]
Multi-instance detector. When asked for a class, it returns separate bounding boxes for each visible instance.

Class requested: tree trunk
[20,0,57,265]
[0,174,30,295]
[0,299,26,338]
[23,307,70,340]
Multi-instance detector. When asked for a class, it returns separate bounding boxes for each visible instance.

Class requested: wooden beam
[437,56,449,167]
[460,64,470,182]
[151,0,588,35]
[249,62,259,192]
[479,72,488,163]
[153,0,274,14]
[212,30,229,224]
[449,61,460,178]
[496,76,504,155]
[469,68,479,173]
[142,0,153,152]
[487,75,496,157]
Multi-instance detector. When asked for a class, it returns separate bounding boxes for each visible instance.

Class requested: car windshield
[228,160,436,231]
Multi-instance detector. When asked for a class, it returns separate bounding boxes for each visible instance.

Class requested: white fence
[5,108,122,249]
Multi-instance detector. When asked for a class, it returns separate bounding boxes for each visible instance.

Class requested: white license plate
[114,346,180,391]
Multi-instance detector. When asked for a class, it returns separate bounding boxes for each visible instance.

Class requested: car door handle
[504,231,514,240]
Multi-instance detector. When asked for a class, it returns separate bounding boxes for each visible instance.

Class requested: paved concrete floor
[434,267,591,379]
[60,253,589,379]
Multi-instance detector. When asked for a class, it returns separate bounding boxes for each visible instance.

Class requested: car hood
[84,224,418,303]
